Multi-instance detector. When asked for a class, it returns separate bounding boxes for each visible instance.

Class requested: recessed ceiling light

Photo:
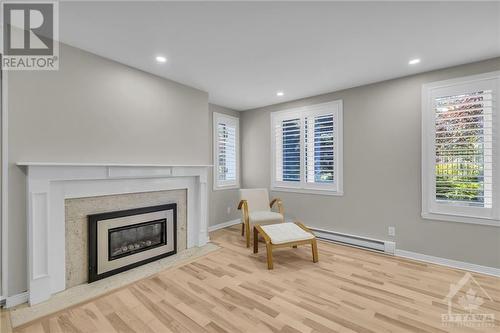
[156,56,167,63]
[276,91,284,97]
[408,58,421,65]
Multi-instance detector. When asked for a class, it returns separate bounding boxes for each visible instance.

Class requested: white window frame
[422,71,500,227]
[270,100,343,196]
[213,112,240,190]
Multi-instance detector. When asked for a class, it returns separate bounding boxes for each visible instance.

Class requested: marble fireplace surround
[18,163,210,306]
[65,189,187,289]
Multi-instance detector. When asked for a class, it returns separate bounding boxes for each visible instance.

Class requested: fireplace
[22,163,208,305]
[88,203,177,282]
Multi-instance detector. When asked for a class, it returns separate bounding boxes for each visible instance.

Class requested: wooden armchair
[237,188,284,247]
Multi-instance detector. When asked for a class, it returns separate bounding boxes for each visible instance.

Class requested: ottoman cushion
[261,222,315,245]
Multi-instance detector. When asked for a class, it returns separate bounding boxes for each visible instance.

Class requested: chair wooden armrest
[269,198,284,216]
[269,198,279,208]
[238,199,247,210]
[238,200,251,247]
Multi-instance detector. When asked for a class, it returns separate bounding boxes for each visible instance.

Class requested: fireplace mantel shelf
[17,162,213,167]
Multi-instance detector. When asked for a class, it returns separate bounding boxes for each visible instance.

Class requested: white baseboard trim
[298,223,499,277]
[5,291,29,308]
[395,249,500,277]
[208,219,241,232]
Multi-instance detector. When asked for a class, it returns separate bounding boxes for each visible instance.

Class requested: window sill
[213,184,240,191]
[271,186,344,196]
[421,212,500,227]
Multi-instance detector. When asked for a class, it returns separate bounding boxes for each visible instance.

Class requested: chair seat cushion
[249,211,283,225]
[261,223,315,245]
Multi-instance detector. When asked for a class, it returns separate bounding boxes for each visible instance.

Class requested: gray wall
[208,104,242,227]
[241,57,500,268]
[6,44,210,296]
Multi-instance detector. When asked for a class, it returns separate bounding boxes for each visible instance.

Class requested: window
[213,112,239,190]
[271,100,343,195]
[422,72,500,226]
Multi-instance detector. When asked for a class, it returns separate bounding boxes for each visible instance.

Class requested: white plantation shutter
[275,117,301,182]
[305,113,335,184]
[434,90,493,208]
[271,100,343,194]
[217,123,236,180]
[422,72,500,225]
[213,113,239,189]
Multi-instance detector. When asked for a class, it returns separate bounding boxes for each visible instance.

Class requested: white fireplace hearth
[18,162,210,305]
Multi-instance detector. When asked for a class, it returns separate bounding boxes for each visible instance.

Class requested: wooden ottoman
[253,222,319,269]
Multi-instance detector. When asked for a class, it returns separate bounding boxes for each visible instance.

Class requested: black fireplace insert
[88,203,176,282]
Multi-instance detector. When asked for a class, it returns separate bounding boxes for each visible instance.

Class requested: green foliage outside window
[435,163,483,203]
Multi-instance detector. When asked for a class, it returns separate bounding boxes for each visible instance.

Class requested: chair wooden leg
[245,223,251,248]
[253,226,259,254]
[241,223,245,236]
[311,239,319,263]
[265,242,273,269]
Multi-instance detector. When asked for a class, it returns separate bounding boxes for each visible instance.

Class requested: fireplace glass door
[108,219,166,261]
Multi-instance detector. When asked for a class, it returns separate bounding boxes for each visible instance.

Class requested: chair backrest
[239,188,270,212]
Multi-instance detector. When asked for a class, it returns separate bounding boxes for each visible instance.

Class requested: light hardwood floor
[4,225,500,333]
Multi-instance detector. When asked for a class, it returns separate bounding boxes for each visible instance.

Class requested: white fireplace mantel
[18,162,211,305]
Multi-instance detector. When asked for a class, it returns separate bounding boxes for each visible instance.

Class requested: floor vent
[310,227,395,255]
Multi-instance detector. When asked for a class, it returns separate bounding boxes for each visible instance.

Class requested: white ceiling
[59,1,500,110]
